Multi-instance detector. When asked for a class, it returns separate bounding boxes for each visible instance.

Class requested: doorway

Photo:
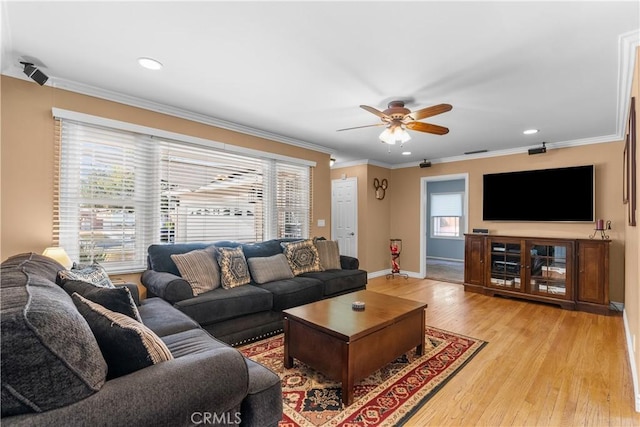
[331,177,358,257]
[420,174,469,281]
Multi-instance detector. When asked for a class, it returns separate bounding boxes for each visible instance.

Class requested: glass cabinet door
[526,241,573,300]
[488,239,523,292]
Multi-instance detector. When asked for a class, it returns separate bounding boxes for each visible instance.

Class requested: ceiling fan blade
[336,123,386,132]
[360,105,391,120]
[406,121,450,135]
[408,104,453,121]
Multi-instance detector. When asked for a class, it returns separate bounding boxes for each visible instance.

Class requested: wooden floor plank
[365,276,639,426]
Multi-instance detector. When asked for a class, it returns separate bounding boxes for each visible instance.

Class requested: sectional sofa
[141,238,368,345]
[1,253,282,426]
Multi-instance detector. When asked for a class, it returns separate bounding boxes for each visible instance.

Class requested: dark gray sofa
[1,253,282,427]
[141,239,368,345]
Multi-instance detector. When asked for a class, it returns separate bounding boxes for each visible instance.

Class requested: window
[430,192,464,238]
[55,116,311,273]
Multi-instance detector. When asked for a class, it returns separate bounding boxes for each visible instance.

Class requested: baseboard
[426,256,464,262]
[623,308,640,412]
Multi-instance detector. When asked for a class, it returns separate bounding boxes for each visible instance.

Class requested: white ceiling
[2,1,639,167]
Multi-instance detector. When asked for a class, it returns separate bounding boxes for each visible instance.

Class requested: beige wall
[330,164,392,272]
[0,75,332,282]
[625,47,640,408]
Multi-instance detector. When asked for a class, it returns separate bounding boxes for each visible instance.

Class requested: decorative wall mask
[373,178,388,200]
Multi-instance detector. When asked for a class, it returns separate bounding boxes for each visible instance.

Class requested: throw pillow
[170,246,220,295]
[72,293,173,380]
[281,239,323,276]
[62,279,141,322]
[247,253,295,284]
[217,246,251,289]
[314,239,342,270]
[57,262,115,288]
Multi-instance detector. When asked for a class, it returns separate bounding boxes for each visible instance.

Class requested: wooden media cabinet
[464,234,610,314]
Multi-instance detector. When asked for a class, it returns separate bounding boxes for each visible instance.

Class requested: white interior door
[331,177,357,257]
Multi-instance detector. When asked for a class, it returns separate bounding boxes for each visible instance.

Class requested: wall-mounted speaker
[528,142,547,155]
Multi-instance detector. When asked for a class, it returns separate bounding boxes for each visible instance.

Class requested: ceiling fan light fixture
[379,127,411,145]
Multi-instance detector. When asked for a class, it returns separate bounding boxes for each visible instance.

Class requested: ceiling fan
[337,100,452,145]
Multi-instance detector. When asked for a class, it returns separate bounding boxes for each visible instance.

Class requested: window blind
[157,138,265,243]
[55,118,311,273]
[55,120,156,273]
[270,161,310,239]
[431,192,463,217]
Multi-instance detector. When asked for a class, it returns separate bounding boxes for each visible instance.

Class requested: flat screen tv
[483,165,594,222]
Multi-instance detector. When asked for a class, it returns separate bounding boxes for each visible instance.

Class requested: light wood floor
[367,276,639,427]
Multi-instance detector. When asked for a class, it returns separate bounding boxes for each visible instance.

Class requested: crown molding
[331,158,393,169]
[616,30,640,138]
[392,133,621,170]
[0,71,334,156]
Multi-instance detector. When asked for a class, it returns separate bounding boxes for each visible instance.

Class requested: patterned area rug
[239,327,487,427]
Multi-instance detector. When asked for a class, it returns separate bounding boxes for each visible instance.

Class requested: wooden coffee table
[283,290,427,406]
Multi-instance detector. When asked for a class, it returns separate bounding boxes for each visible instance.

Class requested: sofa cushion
[281,239,322,275]
[161,328,230,358]
[314,239,342,270]
[256,277,324,311]
[301,268,368,297]
[247,253,294,285]
[57,262,115,288]
[241,239,288,259]
[62,279,141,322]
[147,243,212,276]
[1,253,107,416]
[137,297,201,337]
[175,285,273,326]
[217,247,251,289]
[170,245,221,295]
[73,293,173,379]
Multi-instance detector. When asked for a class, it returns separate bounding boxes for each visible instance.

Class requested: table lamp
[42,247,73,269]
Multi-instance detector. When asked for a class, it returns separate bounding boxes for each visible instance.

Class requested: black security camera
[20,61,48,86]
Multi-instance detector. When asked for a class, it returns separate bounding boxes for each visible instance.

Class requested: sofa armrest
[141,270,193,303]
[340,255,359,270]
[4,347,250,427]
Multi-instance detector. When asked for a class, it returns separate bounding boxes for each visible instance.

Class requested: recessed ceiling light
[137,57,163,70]
[402,151,411,155]
[523,129,539,135]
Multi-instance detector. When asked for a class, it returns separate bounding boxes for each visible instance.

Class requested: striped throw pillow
[314,239,342,270]
[72,293,173,380]
[247,253,294,284]
[171,246,220,295]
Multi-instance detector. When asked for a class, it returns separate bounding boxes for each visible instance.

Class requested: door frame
[419,173,469,278]
[331,177,358,258]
